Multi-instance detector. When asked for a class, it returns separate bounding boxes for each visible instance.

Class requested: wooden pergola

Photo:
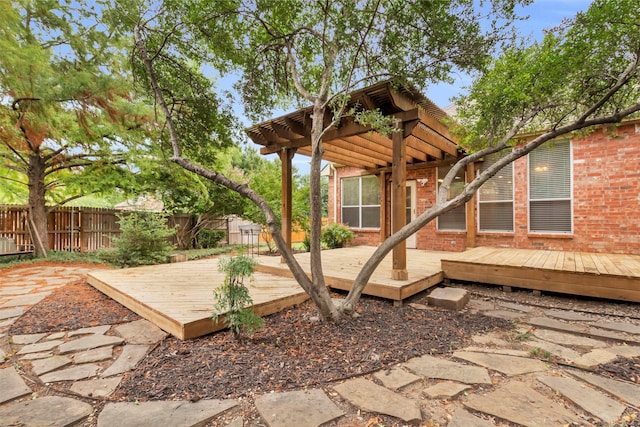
[246,80,460,280]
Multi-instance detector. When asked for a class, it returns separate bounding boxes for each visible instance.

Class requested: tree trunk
[27,153,49,257]
[308,101,341,321]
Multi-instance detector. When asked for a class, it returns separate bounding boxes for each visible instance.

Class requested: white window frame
[528,140,573,234]
[341,175,380,229]
[477,157,515,233]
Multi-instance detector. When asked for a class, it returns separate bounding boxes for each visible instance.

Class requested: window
[478,154,514,232]
[341,175,380,228]
[437,166,466,231]
[529,140,572,233]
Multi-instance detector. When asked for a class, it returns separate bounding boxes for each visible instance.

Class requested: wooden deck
[256,246,453,303]
[441,247,640,303]
[87,258,308,340]
[86,246,640,340]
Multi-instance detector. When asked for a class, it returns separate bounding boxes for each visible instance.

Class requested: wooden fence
[0,205,199,253]
[0,205,317,253]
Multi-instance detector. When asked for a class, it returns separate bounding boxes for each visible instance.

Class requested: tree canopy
[0,0,150,255]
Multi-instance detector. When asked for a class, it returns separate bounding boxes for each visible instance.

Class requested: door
[406,180,417,248]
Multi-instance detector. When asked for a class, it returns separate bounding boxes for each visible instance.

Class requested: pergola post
[466,162,477,248]
[279,148,296,263]
[391,119,408,280]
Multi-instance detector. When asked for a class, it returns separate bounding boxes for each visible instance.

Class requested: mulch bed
[10,281,141,335]
[10,280,509,402]
[9,276,640,407]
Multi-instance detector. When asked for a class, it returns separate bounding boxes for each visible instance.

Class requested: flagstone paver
[254,389,344,427]
[333,378,421,423]
[591,320,640,335]
[73,346,114,364]
[449,408,495,427]
[114,319,167,344]
[373,367,421,390]
[571,348,618,369]
[20,351,53,360]
[424,382,470,399]
[46,331,66,340]
[0,307,24,320]
[482,309,525,320]
[17,339,64,355]
[101,344,149,377]
[532,328,608,349]
[98,400,239,427]
[404,354,492,385]
[538,375,626,424]
[68,325,112,337]
[70,376,123,398]
[544,309,592,321]
[453,351,547,376]
[570,370,640,407]
[608,344,640,358]
[1,293,49,308]
[499,302,534,313]
[58,334,124,354]
[0,367,32,404]
[11,333,47,345]
[523,339,582,362]
[40,363,101,383]
[0,396,93,426]
[471,332,509,347]
[464,381,582,427]
[30,355,72,376]
[460,346,531,357]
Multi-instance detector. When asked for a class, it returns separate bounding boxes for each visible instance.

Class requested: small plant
[321,223,354,249]
[212,255,263,339]
[515,330,534,341]
[105,212,176,267]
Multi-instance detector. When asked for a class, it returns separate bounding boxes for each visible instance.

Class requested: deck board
[442,247,640,303]
[87,258,308,340]
[255,246,452,302]
[87,246,640,340]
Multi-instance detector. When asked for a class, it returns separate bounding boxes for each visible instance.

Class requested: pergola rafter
[246,80,461,281]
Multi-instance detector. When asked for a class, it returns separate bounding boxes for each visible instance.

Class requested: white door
[406,180,417,249]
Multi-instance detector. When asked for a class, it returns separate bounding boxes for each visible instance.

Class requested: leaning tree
[124,0,640,321]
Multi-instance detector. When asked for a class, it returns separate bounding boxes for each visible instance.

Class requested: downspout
[332,164,337,223]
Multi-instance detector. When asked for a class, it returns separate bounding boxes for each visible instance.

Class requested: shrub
[108,212,176,267]
[197,229,226,249]
[321,223,355,249]
[212,255,263,339]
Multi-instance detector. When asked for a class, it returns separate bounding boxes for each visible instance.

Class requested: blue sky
[425,0,591,107]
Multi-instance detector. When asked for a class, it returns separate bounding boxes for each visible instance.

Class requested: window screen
[478,153,514,232]
[437,166,466,231]
[529,140,572,233]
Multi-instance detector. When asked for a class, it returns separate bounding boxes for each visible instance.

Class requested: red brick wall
[328,121,640,254]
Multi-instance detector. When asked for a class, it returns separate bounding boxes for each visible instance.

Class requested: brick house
[325,119,640,255]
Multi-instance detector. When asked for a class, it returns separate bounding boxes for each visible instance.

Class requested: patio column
[279,147,296,263]
[391,119,408,280]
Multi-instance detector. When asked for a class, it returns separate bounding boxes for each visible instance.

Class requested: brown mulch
[10,281,141,335]
[10,280,508,403]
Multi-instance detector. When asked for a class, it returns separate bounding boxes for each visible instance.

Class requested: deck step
[427,287,469,311]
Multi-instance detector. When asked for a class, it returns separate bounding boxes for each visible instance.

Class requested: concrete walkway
[1,265,640,426]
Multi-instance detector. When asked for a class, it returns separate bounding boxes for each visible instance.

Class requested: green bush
[197,229,226,249]
[107,212,176,267]
[212,255,263,339]
[321,223,355,249]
